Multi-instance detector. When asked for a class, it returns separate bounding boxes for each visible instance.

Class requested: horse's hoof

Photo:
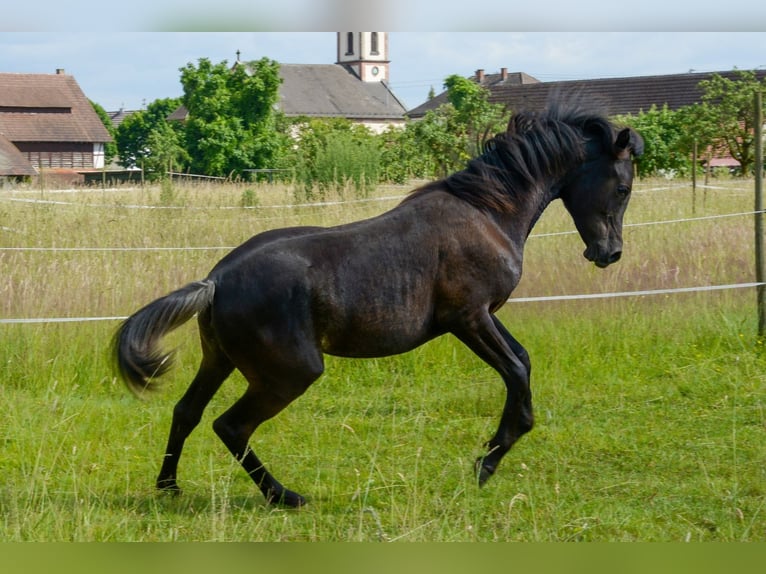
[474,457,495,487]
[267,488,306,508]
[156,479,182,495]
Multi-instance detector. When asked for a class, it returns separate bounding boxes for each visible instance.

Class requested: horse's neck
[496,182,559,242]
[526,185,560,237]
[488,144,578,241]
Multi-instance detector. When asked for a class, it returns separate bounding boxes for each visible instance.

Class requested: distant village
[2,32,764,185]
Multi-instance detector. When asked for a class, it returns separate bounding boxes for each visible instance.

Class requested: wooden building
[0,69,112,180]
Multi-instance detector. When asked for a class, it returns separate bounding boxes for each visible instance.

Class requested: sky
[1,32,765,114]
[4,0,766,33]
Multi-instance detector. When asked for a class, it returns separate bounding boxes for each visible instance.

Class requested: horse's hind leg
[156,329,234,492]
[212,356,324,508]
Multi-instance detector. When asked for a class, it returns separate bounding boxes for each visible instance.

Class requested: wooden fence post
[692,139,697,214]
[754,90,765,338]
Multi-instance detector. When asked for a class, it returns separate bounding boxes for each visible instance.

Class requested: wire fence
[1,282,761,325]
[1,182,761,325]
[1,207,762,251]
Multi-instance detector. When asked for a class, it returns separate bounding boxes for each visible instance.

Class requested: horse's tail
[113,279,216,397]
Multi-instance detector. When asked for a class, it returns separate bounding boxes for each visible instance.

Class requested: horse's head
[558,125,644,268]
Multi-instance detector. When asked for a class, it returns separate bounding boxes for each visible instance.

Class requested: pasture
[0,177,764,541]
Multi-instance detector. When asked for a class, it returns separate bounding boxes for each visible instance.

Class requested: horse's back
[210,225,325,272]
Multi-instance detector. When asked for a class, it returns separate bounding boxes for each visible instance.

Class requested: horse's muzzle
[584,247,621,268]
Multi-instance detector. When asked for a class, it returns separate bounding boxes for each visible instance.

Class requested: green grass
[0,178,764,540]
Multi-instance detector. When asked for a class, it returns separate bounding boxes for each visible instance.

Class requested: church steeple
[336,32,389,82]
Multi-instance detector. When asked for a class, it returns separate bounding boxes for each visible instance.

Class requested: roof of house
[409,69,540,118]
[407,69,766,118]
[0,133,36,176]
[168,63,408,123]
[108,108,140,128]
[278,64,407,120]
[0,72,112,143]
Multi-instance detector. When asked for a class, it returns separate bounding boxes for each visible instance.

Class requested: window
[371,32,379,55]
[346,32,354,55]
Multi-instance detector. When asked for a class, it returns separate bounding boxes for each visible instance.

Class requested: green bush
[313,131,380,198]
[239,187,259,208]
[290,118,381,201]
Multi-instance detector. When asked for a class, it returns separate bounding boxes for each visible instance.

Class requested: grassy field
[0,177,764,541]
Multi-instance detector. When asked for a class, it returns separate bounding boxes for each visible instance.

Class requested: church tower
[336,32,389,83]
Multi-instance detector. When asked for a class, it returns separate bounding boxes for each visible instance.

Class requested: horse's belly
[321,331,437,358]
[318,304,438,358]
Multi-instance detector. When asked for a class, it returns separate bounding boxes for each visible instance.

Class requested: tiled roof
[407,70,540,118]
[0,133,36,176]
[0,72,112,143]
[407,69,766,118]
[167,106,189,122]
[108,108,140,128]
[278,64,407,120]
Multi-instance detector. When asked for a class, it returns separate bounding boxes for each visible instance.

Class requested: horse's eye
[617,184,631,196]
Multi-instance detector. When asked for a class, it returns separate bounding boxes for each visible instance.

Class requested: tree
[89,100,118,165]
[697,70,766,175]
[616,105,691,177]
[674,103,720,179]
[114,97,184,176]
[408,75,510,177]
[411,106,465,177]
[443,74,509,159]
[143,121,189,178]
[179,57,287,178]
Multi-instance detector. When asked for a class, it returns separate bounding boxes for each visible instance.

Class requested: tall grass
[0,178,763,540]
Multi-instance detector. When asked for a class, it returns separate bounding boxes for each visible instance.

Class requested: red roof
[707,157,740,167]
[0,72,112,143]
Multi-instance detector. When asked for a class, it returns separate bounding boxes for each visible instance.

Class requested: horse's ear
[615,127,644,159]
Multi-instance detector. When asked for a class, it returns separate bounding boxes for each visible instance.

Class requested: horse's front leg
[454,313,534,486]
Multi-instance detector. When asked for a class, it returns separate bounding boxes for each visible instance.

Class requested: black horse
[113,97,643,508]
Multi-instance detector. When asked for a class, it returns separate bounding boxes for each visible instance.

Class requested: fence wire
[1,184,761,324]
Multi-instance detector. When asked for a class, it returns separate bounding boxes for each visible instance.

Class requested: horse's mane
[406,94,615,214]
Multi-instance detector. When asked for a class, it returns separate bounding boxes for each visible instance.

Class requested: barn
[0,69,113,184]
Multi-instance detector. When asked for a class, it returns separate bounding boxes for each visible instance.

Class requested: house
[0,69,113,182]
[108,108,140,128]
[408,68,542,119]
[168,32,407,134]
[407,68,766,118]
[276,62,406,133]
[407,67,766,172]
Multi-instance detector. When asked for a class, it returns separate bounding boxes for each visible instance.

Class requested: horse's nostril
[610,251,622,263]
